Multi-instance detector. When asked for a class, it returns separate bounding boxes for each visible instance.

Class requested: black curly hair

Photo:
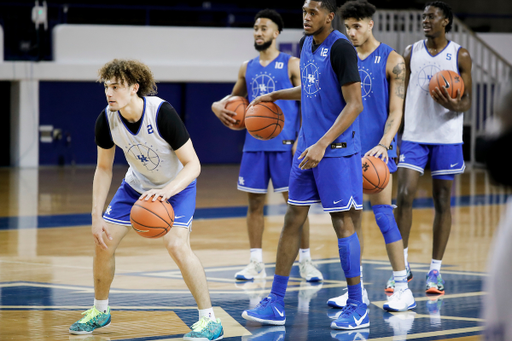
[425,1,453,33]
[338,0,377,21]
[254,8,284,33]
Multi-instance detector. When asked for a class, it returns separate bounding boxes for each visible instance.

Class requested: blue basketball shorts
[288,151,363,212]
[397,141,465,180]
[238,151,293,193]
[103,179,197,230]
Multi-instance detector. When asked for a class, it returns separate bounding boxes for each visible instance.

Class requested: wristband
[378,143,390,150]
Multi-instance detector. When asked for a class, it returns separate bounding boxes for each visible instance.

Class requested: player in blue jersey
[212,9,323,285]
[327,0,416,313]
[241,0,368,330]
[395,1,473,295]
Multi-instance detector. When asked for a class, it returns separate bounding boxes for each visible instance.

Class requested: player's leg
[394,167,421,247]
[425,144,465,294]
[165,181,224,341]
[236,151,269,280]
[272,150,323,282]
[242,151,318,325]
[69,180,134,335]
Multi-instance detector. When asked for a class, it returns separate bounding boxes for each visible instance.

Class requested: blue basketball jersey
[243,52,301,152]
[299,30,360,157]
[358,43,397,158]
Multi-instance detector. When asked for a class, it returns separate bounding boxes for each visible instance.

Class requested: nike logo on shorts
[333,199,343,204]
[450,163,458,167]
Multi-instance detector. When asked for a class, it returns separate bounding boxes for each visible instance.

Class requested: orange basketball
[224,96,249,130]
[130,198,174,239]
[362,156,390,194]
[245,102,285,140]
[428,70,464,99]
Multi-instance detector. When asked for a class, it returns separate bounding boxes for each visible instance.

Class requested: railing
[370,10,512,167]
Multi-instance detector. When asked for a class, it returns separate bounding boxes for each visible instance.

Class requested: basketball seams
[130,201,174,238]
[132,203,173,228]
[245,102,284,140]
[362,156,390,194]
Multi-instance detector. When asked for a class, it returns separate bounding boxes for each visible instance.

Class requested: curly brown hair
[98,59,157,97]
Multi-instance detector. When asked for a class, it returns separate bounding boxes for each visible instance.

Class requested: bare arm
[365,51,405,163]
[431,47,472,112]
[298,81,363,169]
[211,61,249,126]
[91,146,116,249]
[289,56,302,154]
[139,139,201,201]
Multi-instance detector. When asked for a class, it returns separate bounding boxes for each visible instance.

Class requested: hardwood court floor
[0,164,509,340]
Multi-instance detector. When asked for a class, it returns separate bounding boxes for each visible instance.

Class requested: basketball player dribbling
[327,0,416,313]
[242,0,369,330]
[68,59,223,341]
[394,1,473,295]
[211,9,323,284]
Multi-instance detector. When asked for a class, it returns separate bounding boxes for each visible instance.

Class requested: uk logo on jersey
[126,143,161,171]
[418,63,441,93]
[251,72,277,97]
[302,59,321,97]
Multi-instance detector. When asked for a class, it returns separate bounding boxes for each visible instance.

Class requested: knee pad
[373,204,402,244]
[338,233,361,279]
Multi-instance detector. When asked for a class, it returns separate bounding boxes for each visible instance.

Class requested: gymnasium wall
[2,25,304,166]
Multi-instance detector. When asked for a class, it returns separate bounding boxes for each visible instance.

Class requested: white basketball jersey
[403,40,463,144]
[106,96,184,193]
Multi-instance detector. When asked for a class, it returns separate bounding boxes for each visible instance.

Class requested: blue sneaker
[425,270,445,294]
[183,317,224,341]
[242,293,286,325]
[68,306,111,334]
[331,299,369,330]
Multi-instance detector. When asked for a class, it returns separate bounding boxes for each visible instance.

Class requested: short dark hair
[310,0,338,15]
[254,8,284,33]
[339,0,377,21]
[425,1,453,33]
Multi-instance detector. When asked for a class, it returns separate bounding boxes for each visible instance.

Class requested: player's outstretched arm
[366,51,406,163]
[92,146,116,249]
[211,62,249,127]
[248,85,302,108]
[140,139,201,202]
[431,48,472,112]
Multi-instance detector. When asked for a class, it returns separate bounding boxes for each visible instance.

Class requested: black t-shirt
[95,102,190,150]
[299,34,360,86]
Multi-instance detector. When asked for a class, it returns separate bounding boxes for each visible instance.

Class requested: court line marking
[367,326,482,340]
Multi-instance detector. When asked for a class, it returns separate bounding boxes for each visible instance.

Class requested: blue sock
[348,282,362,303]
[270,274,289,304]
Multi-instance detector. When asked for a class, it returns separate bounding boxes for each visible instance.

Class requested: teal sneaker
[425,270,445,294]
[183,317,224,341]
[385,264,413,293]
[69,306,111,334]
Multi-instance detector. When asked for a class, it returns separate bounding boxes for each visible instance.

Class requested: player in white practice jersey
[393,1,473,295]
[68,59,224,341]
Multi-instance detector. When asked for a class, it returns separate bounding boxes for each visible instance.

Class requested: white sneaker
[299,259,323,282]
[235,259,266,280]
[327,287,370,309]
[383,288,416,312]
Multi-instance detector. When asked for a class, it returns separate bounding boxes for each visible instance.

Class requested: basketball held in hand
[224,96,249,130]
[362,156,390,194]
[245,102,285,140]
[429,70,465,99]
[130,197,175,238]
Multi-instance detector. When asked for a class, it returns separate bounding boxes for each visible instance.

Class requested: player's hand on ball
[139,190,170,202]
[212,101,237,126]
[248,94,274,109]
[365,145,389,163]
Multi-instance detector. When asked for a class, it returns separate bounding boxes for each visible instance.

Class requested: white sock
[430,259,442,272]
[198,307,216,321]
[299,248,311,262]
[250,248,263,263]
[94,299,109,313]
[404,247,409,267]
[360,266,364,290]
[394,270,408,291]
